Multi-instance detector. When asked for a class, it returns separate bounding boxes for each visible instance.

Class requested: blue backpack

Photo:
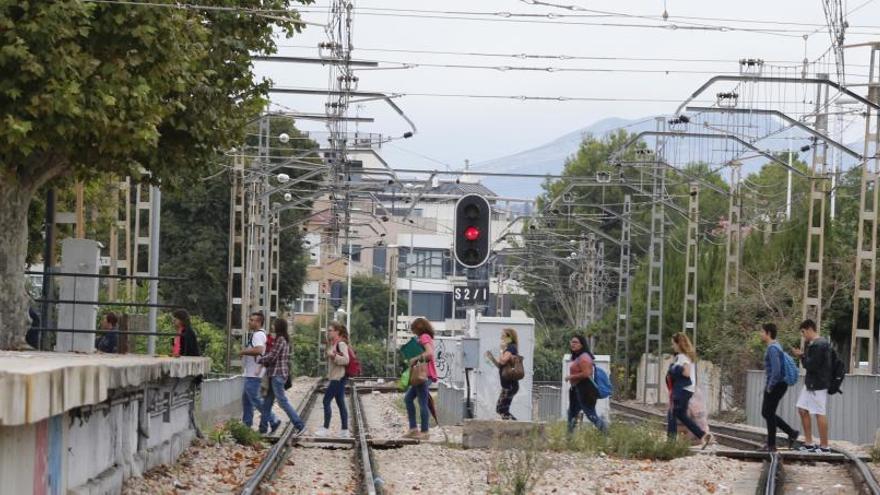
[592,366,613,399]
[774,343,799,386]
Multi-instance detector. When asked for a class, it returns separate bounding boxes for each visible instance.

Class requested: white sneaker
[338,430,351,439]
[314,427,330,437]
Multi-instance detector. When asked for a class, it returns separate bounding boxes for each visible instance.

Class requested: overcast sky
[254,0,880,171]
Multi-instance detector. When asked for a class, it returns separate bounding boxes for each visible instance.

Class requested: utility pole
[225,154,246,371]
[850,43,880,374]
[683,183,700,349]
[146,185,161,354]
[802,74,830,329]
[615,194,633,396]
[723,162,742,310]
[786,140,793,220]
[643,117,666,405]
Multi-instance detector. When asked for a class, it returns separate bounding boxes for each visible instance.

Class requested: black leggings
[496,380,519,419]
[762,382,796,447]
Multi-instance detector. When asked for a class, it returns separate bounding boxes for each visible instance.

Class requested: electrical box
[461,337,480,369]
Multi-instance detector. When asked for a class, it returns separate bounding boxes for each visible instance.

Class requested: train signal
[454,194,491,268]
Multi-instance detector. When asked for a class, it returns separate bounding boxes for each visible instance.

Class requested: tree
[0,2,307,348]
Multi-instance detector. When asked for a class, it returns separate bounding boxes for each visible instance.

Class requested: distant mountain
[472,117,654,199]
[473,114,862,200]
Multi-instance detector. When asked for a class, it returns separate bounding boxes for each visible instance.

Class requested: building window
[293,293,317,314]
[403,291,452,321]
[399,249,447,279]
[343,244,362,263]
[372,247,387,276]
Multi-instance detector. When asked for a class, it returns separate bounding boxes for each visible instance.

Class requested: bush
[545,421,692,461]
[223,419,263,447]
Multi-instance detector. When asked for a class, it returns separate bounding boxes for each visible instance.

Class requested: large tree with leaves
[0,1,308,349]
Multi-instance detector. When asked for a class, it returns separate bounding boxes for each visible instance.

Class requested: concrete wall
[745,370,880,445]
[198,375,244,429]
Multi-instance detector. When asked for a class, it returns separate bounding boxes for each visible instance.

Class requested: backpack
[592,365,613,399]
[339,342,361,378]
[501,355,525,381]
[773,343,799,386]
[828,347,845,395]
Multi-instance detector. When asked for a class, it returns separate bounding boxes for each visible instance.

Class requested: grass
[545,421,692,461]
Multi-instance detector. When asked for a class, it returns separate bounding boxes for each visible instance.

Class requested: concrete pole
[147,185,161,355]
[407,233,414,321]
[786,144,793,220]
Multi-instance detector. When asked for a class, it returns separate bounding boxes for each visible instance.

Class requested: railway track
[239,378,387,495]
[611,401,880,495]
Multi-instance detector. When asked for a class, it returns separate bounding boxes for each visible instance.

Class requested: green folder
[399,337,425,360]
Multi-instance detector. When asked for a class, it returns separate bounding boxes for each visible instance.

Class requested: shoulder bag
[409,358,429,386]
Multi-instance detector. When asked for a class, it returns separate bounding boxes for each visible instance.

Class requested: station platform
[0,350,210,426]
[0,351,215,494]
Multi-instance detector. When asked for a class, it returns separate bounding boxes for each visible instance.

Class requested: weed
[224,419,263,447]
[206,423,230,445]
[488,429,547,495]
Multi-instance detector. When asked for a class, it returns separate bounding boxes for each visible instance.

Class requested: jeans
[567,382,607,433]
[323,377,348,430]
[762,382,796,447]
[405,380,431,432]
[667,391,705,440]
[496,380,519,419]
[243,376,276,429]
[263,376,305,430]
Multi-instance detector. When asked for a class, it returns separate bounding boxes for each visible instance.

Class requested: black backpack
[828,347,845,395]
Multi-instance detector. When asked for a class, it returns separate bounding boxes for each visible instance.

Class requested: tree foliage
[0,1,309,348]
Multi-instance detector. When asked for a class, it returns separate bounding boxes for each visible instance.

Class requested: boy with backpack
[759,323,799,451]
[791,319,837,453]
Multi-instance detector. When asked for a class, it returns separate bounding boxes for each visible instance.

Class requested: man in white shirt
[239,312,278,432]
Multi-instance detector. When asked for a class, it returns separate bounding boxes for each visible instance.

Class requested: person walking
[792,319,832,453]
[566,334,607,434]
[315,321,351,438]
[239,312,277,432]
[95,311,119,354]
[759,323,799,451]
[486,328,520,420]
[403,317,438,440]
[258,318,305,435]
[171,309,200,357]
[667,332,713,448]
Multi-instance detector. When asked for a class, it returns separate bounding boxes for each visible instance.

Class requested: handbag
[501,355,524,381]
[409,359,428,386]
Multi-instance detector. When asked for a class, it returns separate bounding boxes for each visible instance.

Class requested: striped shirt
[259,336,290,379]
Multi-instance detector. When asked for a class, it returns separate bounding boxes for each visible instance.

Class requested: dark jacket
[801,337,831,391]
[179,326,201,357]
[96,328,118,353]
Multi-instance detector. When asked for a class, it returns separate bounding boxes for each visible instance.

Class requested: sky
[253,0,880,172]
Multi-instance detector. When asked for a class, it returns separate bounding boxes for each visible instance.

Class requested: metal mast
[683,183,700,349]
[643,117,667,405]
[615,194,633,396]
[723,162,742,309]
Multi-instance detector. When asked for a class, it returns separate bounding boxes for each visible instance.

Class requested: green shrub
[545,421,692,461]
[224,419,263,447]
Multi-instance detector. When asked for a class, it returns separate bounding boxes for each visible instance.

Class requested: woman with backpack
[486,328,521,420]
[566,334,607,434]
[403,317,438,440]
[258,319,306,435]
[315,321,350,438]
[667,332,713,448]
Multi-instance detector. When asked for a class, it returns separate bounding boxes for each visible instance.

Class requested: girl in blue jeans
[667,332,713,448]
[315,321,350,438]
[258,319,305,434]
[403,318,437,440]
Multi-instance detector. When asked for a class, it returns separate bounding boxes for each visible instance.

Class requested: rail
[610,401,880,495]
[351,381,381,495]
[239,379,323,495]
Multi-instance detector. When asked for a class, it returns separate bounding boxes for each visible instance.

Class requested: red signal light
[464,226,481,241]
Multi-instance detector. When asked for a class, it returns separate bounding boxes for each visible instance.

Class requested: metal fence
[745,370,880,444]
[437,381,466,425]
[532,381,562,422]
